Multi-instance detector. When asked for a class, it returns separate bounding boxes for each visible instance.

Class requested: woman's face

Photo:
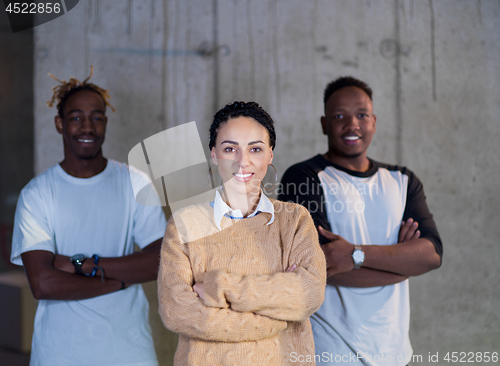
[211,116,273,196]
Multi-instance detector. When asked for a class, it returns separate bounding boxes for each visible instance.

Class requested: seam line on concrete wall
[246,0,255,101]
[394,0,403,165]
[161,0,168,131]
[271,0,281,114]
[429,0,437,102]
[213,0,219,114]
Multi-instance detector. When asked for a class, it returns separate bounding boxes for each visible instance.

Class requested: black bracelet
[121,282,126,290]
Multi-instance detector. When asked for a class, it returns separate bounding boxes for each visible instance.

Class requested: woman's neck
[221,186,261,217]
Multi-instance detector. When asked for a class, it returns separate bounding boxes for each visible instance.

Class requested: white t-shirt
[312,164,411,366]
[279,155,441,366]
[11,160,167,366]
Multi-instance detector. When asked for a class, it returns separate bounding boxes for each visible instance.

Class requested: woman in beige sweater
[158,101,326,366]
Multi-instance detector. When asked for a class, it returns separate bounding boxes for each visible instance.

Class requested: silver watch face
[353,249,365,263]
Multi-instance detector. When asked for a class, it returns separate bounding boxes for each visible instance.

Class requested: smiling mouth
[342,135,361,145]
[77,137,98,143]
[235,173,252,178]
[233,172,254,182]
[343,135,360,141]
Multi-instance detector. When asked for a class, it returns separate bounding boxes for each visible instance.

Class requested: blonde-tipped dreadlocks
[47,65,116,116]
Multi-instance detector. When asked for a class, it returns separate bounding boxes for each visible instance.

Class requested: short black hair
[209,101,276,150]
[323,76,373,108]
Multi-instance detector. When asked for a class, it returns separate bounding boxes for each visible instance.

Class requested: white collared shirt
[211,189,275,231]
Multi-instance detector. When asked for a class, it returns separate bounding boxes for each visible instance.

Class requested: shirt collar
[212,189,275,230]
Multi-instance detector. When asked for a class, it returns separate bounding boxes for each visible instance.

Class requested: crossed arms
[21,239,162,301]
[157,209,326,343]
[319,220,440,287]
[279,162,443,288]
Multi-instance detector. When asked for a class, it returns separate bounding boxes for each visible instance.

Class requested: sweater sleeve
[157,218,288,343]
[202,206,326,322]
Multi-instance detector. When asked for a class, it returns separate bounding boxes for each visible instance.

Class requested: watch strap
[71,254,87,276]
[72,259,84,275]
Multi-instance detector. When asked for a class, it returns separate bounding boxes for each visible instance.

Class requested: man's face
[55,90,107,161]
[321,86,376,162]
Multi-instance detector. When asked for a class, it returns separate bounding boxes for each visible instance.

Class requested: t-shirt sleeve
[278,163,331,244]
[11,184,55,266]
[130,167,168,249]
[403,169,443,260]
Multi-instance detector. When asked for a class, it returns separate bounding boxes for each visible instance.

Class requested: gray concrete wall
[19,0,500,365]
[0,8,33,273]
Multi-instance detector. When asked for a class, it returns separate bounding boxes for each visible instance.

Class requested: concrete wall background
[5,0,498,364]
[0,9,33,274]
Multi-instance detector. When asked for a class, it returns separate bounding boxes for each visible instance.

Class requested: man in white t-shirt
[11,71,167,366]
[279,76,442,365]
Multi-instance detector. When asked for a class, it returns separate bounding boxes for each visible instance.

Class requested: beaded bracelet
[90,254,99,277]
[91,254,105,282]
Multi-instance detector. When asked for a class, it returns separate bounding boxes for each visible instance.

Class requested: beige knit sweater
[158,199,326,366]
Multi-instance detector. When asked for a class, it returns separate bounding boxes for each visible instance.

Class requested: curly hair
[209,101,276,150]
[323,76,373,108]
[46,65,115,117]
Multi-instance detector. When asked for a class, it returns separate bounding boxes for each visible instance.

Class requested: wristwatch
[71,254,87,275]
[351,245,365,269]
